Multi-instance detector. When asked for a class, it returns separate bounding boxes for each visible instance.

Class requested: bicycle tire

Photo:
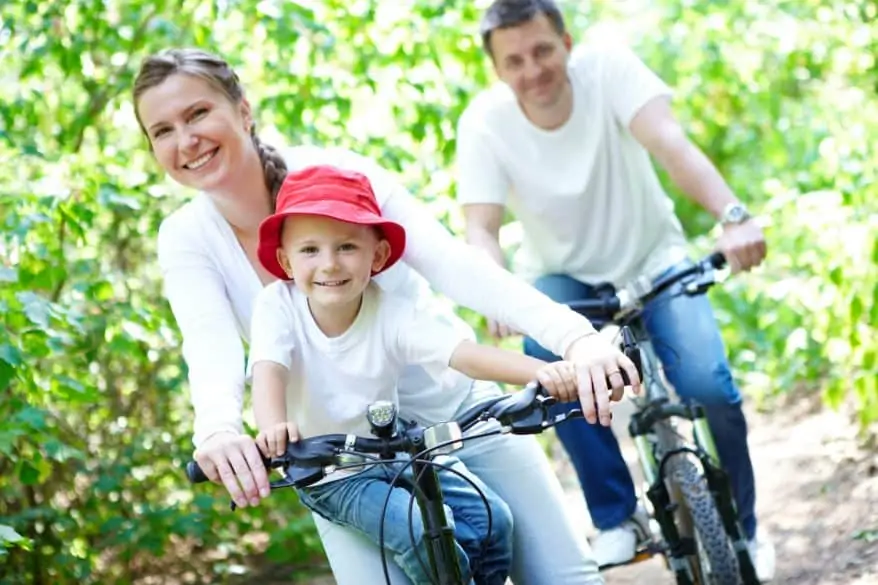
[657,424,741,585]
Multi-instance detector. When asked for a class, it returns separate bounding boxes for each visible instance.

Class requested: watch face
[725,205,749,224]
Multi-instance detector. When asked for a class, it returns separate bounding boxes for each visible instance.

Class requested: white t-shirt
[248,282,465,440]
[156,145,596,446]
[456,44,689,287]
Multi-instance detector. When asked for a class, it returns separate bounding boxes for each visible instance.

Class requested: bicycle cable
[376,427,504,585]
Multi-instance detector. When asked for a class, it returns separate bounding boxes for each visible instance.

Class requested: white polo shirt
[456,44,689,287]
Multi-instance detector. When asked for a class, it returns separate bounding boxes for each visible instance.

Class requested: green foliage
[0,0,875,582]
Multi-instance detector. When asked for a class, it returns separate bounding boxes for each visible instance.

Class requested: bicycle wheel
[656,424,741,585]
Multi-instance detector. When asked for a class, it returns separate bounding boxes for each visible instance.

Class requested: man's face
[489,13,572,111]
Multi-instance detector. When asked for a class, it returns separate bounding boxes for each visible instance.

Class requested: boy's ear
[276,248,293,278]
[371,239,392,273]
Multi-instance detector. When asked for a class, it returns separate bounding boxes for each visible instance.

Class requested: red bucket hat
[257,165,407,281]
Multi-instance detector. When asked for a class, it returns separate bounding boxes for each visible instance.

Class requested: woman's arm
[323,147,641,427]
[157,213,247,446]
[157,211,269,508]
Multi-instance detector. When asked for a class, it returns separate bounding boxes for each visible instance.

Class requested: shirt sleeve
[157,213,246,448]
[305,146,597,357]
[247,283,298,375]
[379,171,597,357]
[592,45,674,128]
[454,102,510,206]
[394,303,467,381]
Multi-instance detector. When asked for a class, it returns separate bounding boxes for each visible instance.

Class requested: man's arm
[629,96,767,272]
[462,203,520,337]
[463,203,507,267]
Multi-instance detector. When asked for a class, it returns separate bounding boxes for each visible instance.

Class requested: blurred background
[0,0,875,583]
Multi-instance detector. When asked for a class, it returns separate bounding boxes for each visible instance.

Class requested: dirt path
[284,395,878,585]
[555,396,878,585]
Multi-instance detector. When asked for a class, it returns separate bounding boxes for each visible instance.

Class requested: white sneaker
[590,508,652,568]
[747,529,776,582]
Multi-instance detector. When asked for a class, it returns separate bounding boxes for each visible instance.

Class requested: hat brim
[257,200,407,281]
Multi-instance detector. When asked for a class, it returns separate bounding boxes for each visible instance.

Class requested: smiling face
[135,73,254,193]
[489,13,573,112]
[277,215,391,324]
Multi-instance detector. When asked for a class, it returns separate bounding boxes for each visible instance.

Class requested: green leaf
[0,266,17,282]
[19,461,40,485]
[0,360,14,390]
[15,406,47,430]
[0,343,23,366]
[15,291,52,328]
[44,438,85,462]
[0,524,25,545]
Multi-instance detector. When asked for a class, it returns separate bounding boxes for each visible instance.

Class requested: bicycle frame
[617,312,759,585]
[402,425,465,585]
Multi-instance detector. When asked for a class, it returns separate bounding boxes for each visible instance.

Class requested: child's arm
[252,361,299,457]
[449,341,579,402]
[249,284,301,457]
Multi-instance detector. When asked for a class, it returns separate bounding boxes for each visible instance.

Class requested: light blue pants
[299,455,513,585]
[309,382,605,584]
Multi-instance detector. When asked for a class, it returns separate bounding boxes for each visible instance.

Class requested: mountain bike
[185,366,639,585]
[566,252,759,585]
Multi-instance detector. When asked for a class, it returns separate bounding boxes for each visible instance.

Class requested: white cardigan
[156,145,596,446]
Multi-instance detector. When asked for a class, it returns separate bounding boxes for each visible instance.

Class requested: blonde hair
[133,48,287,204]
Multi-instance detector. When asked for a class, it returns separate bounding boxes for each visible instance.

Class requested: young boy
[248,164,579,585]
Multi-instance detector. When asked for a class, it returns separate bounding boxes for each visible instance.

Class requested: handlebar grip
[708,252,727,269]
[186,460,210,484]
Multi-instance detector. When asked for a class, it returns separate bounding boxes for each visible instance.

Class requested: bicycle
[565,252,759,585]
[185,364,640,585]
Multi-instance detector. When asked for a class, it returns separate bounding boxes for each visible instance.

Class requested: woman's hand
[193,431,271,509]
[565,332,641,427]
[256,422,299,458]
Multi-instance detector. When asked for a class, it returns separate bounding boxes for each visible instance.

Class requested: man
[454,0,776,580]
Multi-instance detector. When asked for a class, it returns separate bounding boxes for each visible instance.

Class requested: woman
[134,48,639,585]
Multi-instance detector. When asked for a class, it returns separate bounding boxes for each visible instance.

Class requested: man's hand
[565,333,641,427]
[255,422,300,458]
[535,360,579,403]
[716,219,766,273]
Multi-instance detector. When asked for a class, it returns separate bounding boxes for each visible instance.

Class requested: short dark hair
[480,0,567,58]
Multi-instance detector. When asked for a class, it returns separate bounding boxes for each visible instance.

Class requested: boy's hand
[535,360,579,403]
[255,422,300,458]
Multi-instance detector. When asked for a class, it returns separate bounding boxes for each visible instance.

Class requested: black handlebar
[185,339,645,488]
[567,252,727,321]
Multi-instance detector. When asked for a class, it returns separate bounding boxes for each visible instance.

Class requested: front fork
[632,404,759,585]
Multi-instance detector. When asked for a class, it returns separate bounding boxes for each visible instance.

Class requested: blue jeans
[298,455,513,585]
[523,262,758,540]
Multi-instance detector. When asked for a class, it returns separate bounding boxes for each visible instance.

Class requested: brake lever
[228,461,329,511]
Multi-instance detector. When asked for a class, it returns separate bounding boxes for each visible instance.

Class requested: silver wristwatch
[719,202,752,226]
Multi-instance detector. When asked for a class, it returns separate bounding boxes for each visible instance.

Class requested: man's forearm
[465,227,507,267]
[661,139,740,219]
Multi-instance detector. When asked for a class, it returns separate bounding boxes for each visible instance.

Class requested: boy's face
[277,215,391,311]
